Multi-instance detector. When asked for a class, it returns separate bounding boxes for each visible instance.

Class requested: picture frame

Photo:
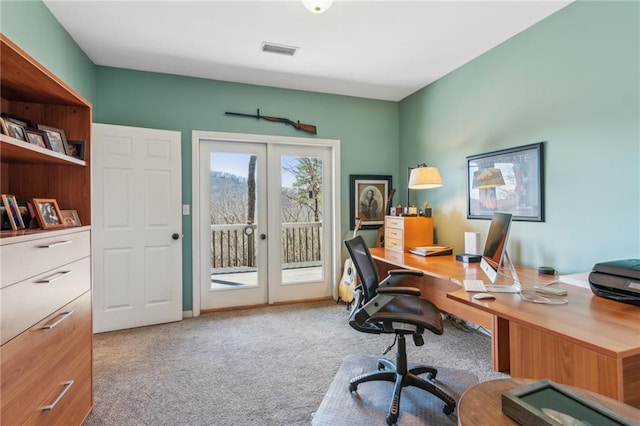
[24,128,50,149]
[67,140,85,160]
[37,124,70,155]
[0,117,8,135]
[1,194,25,231]
[60,209,82,227]
[501,379,635,426]
[32,198,64,229]
[4,119,27,142]
[1,112,32,128]
[349,174,392,230]
[466,142,544,222]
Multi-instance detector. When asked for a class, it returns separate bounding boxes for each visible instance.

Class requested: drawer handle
[38,270,72,284]
[38,240,73,248]
[41,310,74,330]
[40,380,74,411]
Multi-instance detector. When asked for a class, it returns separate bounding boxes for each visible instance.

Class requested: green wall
[399,1,640,273]
[95,68,399,310]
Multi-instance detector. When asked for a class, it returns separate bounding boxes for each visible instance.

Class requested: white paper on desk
[558,272,590,289]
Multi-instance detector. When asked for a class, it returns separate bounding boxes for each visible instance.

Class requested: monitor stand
[486,251,521,293]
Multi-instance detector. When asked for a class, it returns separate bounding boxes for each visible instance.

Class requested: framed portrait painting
[466,142,544,221]
[349,174,392,230]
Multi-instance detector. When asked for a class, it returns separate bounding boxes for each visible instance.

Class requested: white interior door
[195,132,337,312]
[92,123,182,333]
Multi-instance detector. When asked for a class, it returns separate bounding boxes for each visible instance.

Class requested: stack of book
[409,245,453,257]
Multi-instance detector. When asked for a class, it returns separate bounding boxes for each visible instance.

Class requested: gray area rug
[85,300,506,425]
[312,355,477,426]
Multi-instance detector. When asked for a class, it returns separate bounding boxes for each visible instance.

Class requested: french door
[195,132,338,311]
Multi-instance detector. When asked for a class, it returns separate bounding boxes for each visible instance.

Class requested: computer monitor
[480,212,514,286]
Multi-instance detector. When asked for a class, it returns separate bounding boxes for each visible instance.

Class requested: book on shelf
[409,245,453,257]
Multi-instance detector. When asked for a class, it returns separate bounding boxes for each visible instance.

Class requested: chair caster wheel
[385,414,397,425]
[377,362,386,370]
[348,383,357,392]
[426,372,435,381]
[443,405,454,415]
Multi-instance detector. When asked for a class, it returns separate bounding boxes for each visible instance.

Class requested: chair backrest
[344,235,380,303]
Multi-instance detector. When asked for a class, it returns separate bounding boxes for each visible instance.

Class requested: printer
[588,259,640,306]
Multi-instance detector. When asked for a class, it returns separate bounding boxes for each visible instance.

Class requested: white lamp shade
[408,166,443,189]
[301,0,334,13]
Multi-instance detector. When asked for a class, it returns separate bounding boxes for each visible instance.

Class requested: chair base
[349,335,456,425]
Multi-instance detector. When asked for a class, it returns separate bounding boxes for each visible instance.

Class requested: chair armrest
[388,269,423,277]
[380,269,423,287]
[377,286,422,297]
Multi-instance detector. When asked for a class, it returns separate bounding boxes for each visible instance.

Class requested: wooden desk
[458,378,640,426]
[369,248,640,408]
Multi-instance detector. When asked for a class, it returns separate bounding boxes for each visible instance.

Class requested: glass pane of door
[200,141,267,310]
[280,155,324,285]
[209,152,258,289]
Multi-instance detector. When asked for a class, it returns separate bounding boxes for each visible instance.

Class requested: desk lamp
[472,168,504,211]
[407,164,443,216]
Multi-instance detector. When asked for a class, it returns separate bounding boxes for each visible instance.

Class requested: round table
[458,378,640,425]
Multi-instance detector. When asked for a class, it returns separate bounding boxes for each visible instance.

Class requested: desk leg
[492,316,510,372]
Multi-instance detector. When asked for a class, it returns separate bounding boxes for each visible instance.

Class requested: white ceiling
[43,0,573,101]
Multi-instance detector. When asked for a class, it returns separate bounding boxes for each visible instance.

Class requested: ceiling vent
[261,42,298,57]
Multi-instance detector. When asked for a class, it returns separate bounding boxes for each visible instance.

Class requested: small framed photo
[67,140,85,160]
[24,128,50,149]
[37,124,70,155]
[349,174,392,230]
[0,117,8,135]
[1,194,25,231]
[32,198,64,229]
[1,112,32,128]
[60,209,82,227]
[4,119,27,142]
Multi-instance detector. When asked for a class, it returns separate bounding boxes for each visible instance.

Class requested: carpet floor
[85,300,507,425]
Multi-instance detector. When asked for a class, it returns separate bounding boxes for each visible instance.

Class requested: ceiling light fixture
[301,0,334,14]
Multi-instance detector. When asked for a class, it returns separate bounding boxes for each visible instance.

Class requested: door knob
[260,234,266,240]
[172,233,180,240]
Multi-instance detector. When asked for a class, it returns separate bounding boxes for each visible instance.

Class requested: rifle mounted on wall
[225,109,317,135]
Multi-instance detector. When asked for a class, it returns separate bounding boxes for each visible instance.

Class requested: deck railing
[211,222,322,270]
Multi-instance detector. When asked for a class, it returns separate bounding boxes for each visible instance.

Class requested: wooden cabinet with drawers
[1,34,93,424]
[384,216,433,252]
[1,227,93,424]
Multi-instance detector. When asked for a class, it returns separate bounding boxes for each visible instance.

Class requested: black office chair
[344,235,456,425]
